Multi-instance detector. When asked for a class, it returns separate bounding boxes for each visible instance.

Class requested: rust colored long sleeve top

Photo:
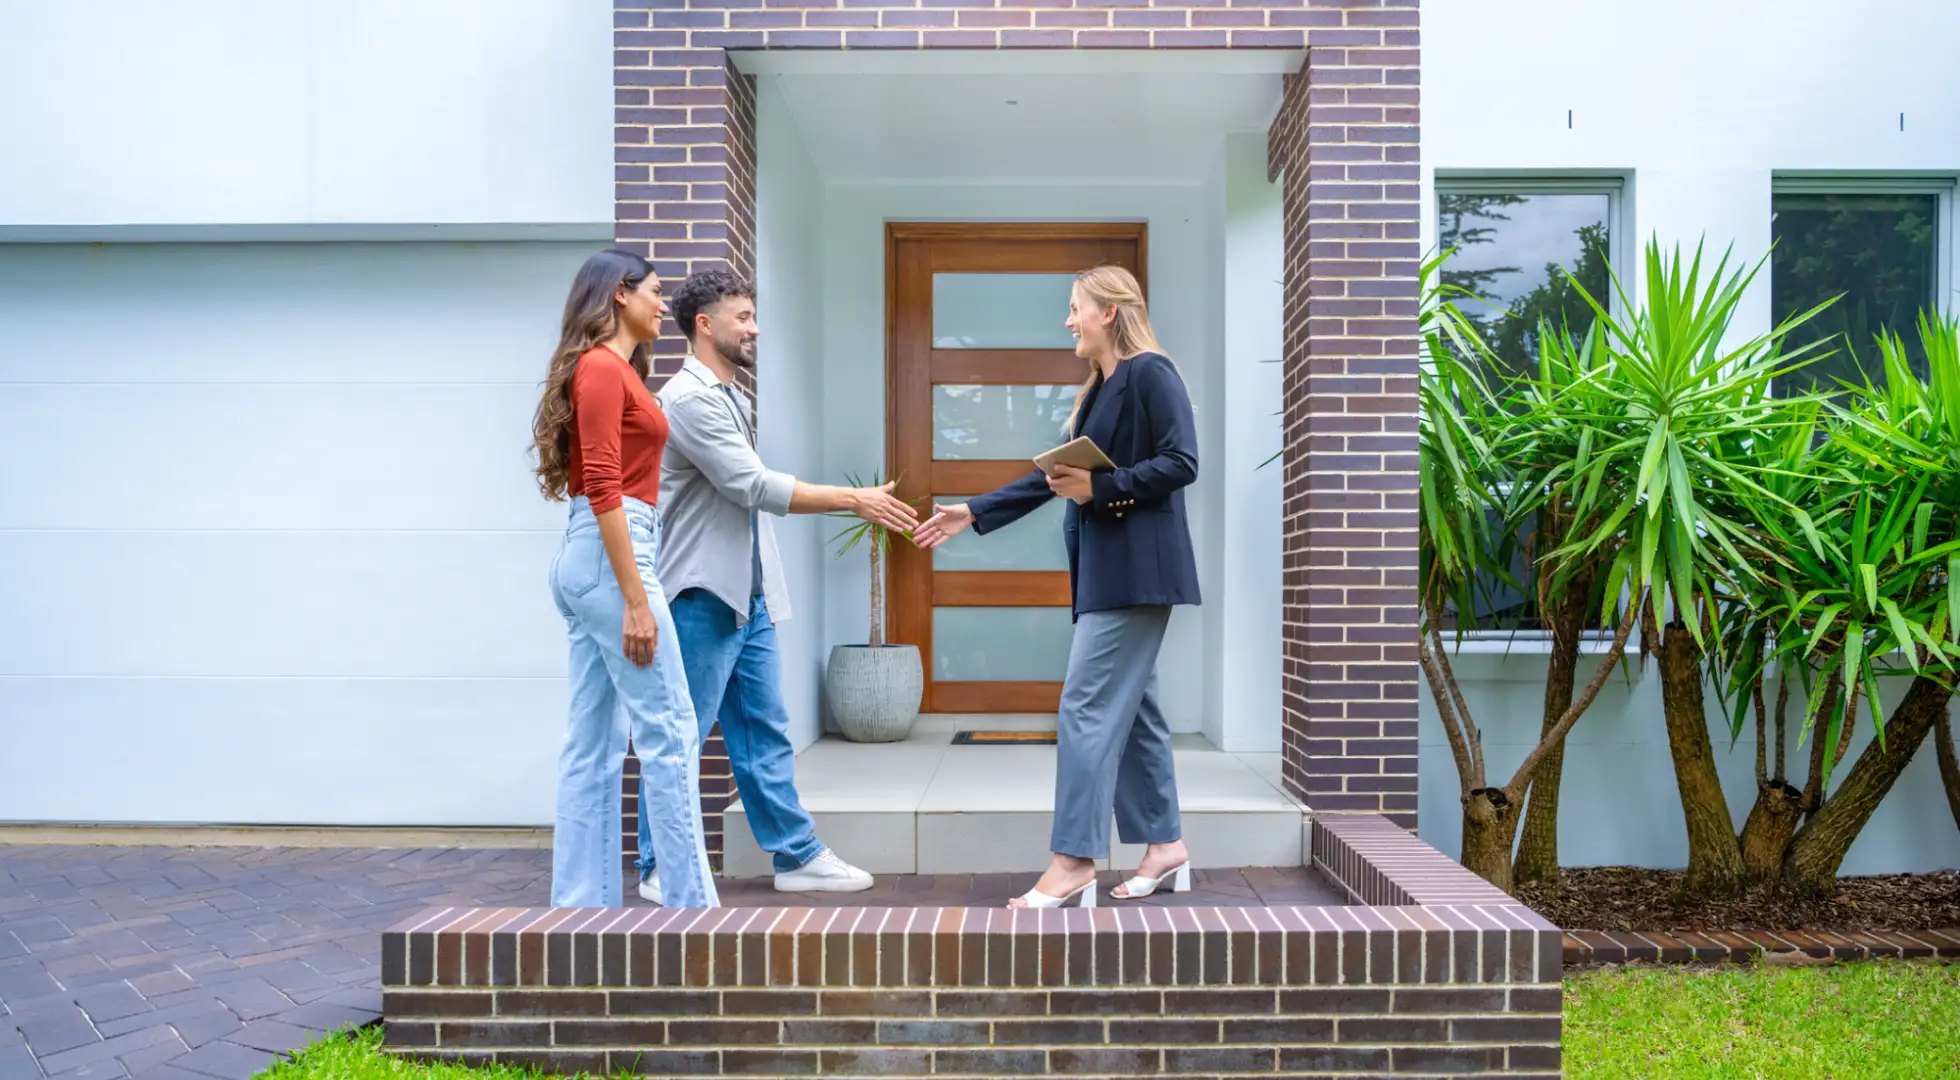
[567,346,668,515]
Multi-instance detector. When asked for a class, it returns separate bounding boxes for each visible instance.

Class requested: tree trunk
[1738,665,1804,881]
[1512,571,1595,888]
[1801,670,1845,821]
[1783,674,1953,894]
[1928,709,1960,834]
[1653,617,1747,897]
[868,536,884,648]
[1937,707,1960,834]
[1738,780,1805,881]
[1461,788,1518,894]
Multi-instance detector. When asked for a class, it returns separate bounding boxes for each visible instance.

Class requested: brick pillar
[622,0,1424,857]
[614,41,760,867]
[1267,11,1423,828]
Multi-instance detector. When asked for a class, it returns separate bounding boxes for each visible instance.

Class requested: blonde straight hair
[1064,265,1165,435]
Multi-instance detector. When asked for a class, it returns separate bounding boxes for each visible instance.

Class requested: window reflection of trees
[1771,193,1938,396]
[1435,190,1613,634]
[1437,192,1611,386]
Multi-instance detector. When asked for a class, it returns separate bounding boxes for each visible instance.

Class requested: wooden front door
[885,222,1148,713]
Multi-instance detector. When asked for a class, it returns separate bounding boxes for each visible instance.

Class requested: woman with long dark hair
[914,266,1201,908]
[531,249,716,908]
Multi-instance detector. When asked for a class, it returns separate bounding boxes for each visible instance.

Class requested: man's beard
[713,331,757,370]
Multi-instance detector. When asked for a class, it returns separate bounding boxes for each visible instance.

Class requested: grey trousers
[1051,605,1183,859]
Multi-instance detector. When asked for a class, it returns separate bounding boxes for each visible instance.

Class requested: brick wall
[1264,17,1423,828]
[384,816,1562,1077]
[615,0,1424,849]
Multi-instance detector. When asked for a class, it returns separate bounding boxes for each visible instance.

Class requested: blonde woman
[913,266,1201,908]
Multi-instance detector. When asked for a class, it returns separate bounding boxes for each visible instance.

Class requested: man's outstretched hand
[851,481,919,533]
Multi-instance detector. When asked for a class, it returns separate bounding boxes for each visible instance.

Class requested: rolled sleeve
[665,390,798,514]
[757,468,796,516]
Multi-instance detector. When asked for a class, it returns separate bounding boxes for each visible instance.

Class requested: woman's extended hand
[622,600,658,668]
[1047,464,1093,504]
[912,503,975,550]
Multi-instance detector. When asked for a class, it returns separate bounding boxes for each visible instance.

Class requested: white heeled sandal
[1013,879,1098,909]
[1115,862,1192,899]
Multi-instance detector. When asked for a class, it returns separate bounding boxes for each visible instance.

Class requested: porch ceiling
[745,51,1294,184]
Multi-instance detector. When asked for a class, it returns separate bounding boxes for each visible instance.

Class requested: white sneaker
[774,849,873,893]
[637,870,662,905]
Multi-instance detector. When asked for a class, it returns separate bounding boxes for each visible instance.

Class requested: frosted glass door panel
[934,607,1073,682]
[932,273,1078,349]
[933,384,1078,460]
[930,494,1068,571]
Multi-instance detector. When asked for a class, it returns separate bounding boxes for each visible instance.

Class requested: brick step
[1562,928,1960,966]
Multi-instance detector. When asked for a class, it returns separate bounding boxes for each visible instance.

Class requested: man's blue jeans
[639,590,824,878]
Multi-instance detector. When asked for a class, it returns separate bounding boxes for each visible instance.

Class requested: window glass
[1771,192,1940,395]
[1436,190,1613,385]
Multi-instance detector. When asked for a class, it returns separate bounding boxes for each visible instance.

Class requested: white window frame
[1431,175,1631,653]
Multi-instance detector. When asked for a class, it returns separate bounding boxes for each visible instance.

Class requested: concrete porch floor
[723,717,1310,878]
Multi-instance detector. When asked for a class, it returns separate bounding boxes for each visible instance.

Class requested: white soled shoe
[638,870,663,905]
[775,849,874,893]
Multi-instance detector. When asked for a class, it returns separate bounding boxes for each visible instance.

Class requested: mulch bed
[1517,866,1960,933]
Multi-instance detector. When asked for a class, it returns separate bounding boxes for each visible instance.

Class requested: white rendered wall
[0,1,611,235]
[0,241,599,826]
[753,81,829,752]
[1202,134,1286,752]
[1417,0,1960,874]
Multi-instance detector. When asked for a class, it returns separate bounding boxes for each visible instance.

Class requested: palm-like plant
[828,470,921,649]
[1500,320,1630,889]
[1418,253,1644,893]
[1756,312,1960,892]
[1550,238,1833,896]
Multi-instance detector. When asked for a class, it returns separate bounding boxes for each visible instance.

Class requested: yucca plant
[828,470,921,649]
[1418,252,1644,893]
[1498,320,1631,890]
[1756,311,1960,893]
[1549,238,1834,896]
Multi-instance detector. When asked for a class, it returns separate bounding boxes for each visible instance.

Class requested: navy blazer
[968,351,1202,619]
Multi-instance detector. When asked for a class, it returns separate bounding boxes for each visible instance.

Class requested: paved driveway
[1,844,1336,1080]
[0,846,550,1080]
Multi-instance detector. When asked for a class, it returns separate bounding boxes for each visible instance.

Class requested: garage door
[0,241,599,826]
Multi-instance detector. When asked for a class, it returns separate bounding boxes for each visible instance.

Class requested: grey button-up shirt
[654,357,796,626]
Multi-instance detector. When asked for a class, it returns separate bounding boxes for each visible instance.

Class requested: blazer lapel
[1080,359,1132,449]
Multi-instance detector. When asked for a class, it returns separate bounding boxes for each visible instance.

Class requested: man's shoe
[637,870,663,905]
[774,849,873,893]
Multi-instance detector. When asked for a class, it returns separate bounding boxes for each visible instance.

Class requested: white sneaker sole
[773,874,874,894]
[637,876,663,904]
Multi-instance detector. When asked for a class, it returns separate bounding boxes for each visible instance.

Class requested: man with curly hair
[634,267,916,899]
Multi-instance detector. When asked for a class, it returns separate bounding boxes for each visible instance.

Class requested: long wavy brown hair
[531,249,656,500]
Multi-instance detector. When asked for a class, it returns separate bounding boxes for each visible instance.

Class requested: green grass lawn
[261,1027,551,1080]
[1566,960,1960,1079]
[268,962,1960,1080]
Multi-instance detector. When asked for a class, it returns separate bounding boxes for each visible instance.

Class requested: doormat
[951,731,1057,745]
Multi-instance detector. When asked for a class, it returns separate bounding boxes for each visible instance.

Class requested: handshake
[854,436,1108,549]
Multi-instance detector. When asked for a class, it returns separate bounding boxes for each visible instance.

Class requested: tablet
[1033,436,1116,476]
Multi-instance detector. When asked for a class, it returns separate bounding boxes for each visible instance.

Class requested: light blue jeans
[549,496,718,909]
[638,591,824,878]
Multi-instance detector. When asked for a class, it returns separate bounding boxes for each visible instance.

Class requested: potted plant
[824,472,925,743]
